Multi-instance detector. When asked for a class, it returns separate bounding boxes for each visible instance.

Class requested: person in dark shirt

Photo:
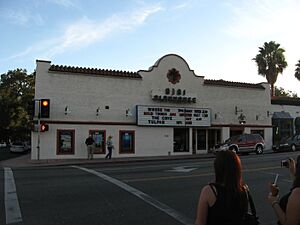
[267,155,300,225]
[85,134,94,160]
[195,151,249,225]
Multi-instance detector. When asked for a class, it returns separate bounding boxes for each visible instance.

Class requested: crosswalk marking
[4,167,22,224]
[72,165,194,225]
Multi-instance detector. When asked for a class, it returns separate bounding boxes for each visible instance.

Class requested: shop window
[57,130,75,155]
[89,130,106,154]
[119,131,135,154]
[251,130,264,139]
[174,128,189,152]
[230,128,244,137]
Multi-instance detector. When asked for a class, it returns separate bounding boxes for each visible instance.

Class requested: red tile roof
[203,79,265,89]
[49,65,142,79]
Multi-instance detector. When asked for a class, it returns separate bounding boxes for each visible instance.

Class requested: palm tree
[295,60,300,81]
[253,41,288,96]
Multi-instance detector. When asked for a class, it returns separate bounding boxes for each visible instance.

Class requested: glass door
[173,128,189,152]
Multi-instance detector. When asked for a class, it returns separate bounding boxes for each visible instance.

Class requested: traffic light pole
[37,100,41,160]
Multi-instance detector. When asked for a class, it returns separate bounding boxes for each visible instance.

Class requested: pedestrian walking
[85,134,94,160]
[105,135,114,159]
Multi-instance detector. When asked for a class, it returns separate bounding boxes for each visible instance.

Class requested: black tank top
[207,183,247,225]
[278,188,300,225]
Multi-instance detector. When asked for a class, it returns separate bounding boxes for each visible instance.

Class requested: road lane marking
[166,166,198,173]
[4,167,22,224]
[72,165,194,225]
[121,166,282,183]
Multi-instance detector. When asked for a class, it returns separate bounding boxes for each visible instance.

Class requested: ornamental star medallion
[167,68,181,84]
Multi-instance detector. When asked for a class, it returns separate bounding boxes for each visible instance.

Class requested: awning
[272,111,293,119]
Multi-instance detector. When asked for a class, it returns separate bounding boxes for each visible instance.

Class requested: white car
[10,142,27,153]
[0,142,7,148]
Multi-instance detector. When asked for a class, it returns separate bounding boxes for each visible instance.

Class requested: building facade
[32,54,291,160]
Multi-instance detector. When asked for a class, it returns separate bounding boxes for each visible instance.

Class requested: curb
[0,153,216,168]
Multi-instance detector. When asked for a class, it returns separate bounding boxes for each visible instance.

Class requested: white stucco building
[31,54,300,160]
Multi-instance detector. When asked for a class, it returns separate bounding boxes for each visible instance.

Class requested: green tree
[275,86,298,98]
[0,69,35,142]
[295,60,300,81]
[253,41,288,97]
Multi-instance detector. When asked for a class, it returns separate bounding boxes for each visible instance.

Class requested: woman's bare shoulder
[291,187,300,195]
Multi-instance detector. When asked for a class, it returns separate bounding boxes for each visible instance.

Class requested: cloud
[225,0,300,39]
[46,0,76,7]
[0,9,30,25]
[0,8,44,26]
[169,0,196,11]
[1,4,162,61]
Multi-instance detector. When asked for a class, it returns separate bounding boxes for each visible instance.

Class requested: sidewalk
[0,152,215,168]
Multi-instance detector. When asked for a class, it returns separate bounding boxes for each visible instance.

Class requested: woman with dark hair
[195,151,249,225]
[268,155,300,225]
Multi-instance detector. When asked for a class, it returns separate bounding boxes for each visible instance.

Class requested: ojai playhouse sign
[136,105,211,127]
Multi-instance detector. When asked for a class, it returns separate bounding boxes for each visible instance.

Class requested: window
[174,128,189,152]
[251,130,264,139]
[196,129,206,150]
[89,130,106,154]
[119,131,135,154]
[57,130,75,155]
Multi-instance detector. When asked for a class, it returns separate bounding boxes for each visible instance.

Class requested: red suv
[214,134,265,154]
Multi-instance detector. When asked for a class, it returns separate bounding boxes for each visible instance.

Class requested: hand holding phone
[270,174,279,196]
[274,174,278,185]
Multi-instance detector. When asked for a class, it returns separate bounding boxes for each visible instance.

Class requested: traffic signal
[40,99,50,118]
[27,100,35,117]
[40,123,49,132]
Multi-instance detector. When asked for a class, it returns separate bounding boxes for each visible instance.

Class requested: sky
[1,0,300,96]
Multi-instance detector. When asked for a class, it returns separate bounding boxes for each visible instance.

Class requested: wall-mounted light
[267,111,273,117]
[235,106,243,115]
[214,112,222,120]
[64,106,71,115]
[238,113,246,124]
[256,114,260,121]
[126,109,132,117]
[96,107,100,116]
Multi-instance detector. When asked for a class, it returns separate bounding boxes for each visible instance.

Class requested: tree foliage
[295,60,300,81]
[275,86,298,98]
[0,69,35,142]
[253,41,288,96]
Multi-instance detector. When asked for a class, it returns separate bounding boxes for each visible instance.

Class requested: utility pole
[37,99,41,160]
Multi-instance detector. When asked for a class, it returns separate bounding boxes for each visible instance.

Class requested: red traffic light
[40,99,50,118]
[42,100,49,107]
[40,123,49,132]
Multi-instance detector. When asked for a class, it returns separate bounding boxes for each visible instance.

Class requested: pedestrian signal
[40,123,49,132]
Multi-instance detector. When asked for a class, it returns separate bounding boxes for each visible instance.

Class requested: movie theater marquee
[137,105,211,127]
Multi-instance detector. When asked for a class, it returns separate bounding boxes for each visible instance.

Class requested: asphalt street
[0,151,299,225]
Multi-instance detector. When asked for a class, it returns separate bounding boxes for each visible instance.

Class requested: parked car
[23,141,31,151]
[214,133,265,155]
[273,134,300,152]
[0,141,7,148]
[10,141,28,153]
